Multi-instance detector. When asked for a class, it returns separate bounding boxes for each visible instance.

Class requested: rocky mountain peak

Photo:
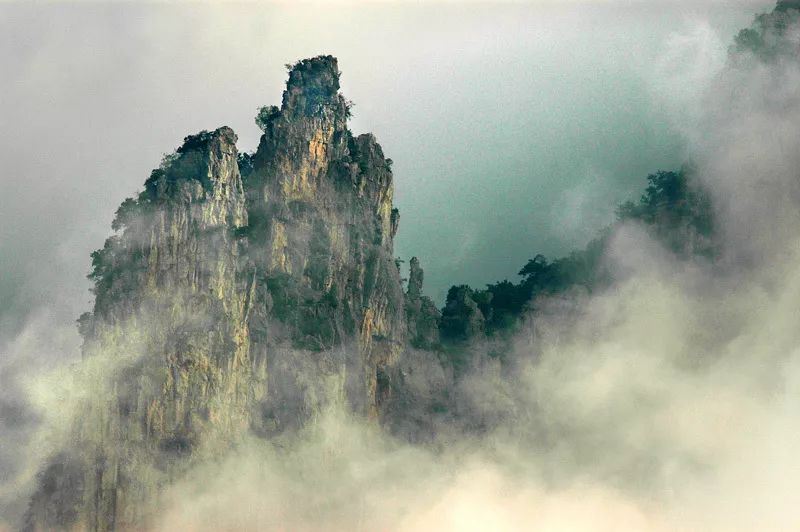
[25,54,433,531]
[281,55,344,118]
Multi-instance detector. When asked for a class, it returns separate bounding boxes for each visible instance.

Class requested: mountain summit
[25,55,440,531]
[21,46,722,530]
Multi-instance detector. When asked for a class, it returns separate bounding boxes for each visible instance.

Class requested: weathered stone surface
[26,126,261,531]
[25,56,411,530]
[404,257,441,350]
[244,55,406,426]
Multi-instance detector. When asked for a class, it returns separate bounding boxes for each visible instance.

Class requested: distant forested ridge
[435,167,714,344]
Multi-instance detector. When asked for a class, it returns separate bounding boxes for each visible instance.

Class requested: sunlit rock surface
[24,56,430,531]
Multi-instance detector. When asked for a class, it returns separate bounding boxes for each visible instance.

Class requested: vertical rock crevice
[244,55,406,425]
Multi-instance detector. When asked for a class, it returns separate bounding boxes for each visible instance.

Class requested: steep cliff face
[244,56,406,427]
[26,127,261,531]
[24,56,415,531]
[404,257,441,350]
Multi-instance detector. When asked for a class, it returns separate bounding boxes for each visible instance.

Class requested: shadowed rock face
[24,56,432,531]
[405,257,442,350]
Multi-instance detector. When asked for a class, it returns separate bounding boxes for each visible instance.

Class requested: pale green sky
[0,1,772,335]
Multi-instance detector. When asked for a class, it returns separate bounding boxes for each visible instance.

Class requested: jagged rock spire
[282,55,342,116]
[25,55,417,530]
[245,55,406,422]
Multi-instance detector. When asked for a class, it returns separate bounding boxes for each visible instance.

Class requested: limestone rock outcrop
[25,55,423,531]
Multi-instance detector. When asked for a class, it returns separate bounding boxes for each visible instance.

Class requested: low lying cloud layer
[2,2,800,531]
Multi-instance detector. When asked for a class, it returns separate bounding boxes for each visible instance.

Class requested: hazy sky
[0,1,771,336]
